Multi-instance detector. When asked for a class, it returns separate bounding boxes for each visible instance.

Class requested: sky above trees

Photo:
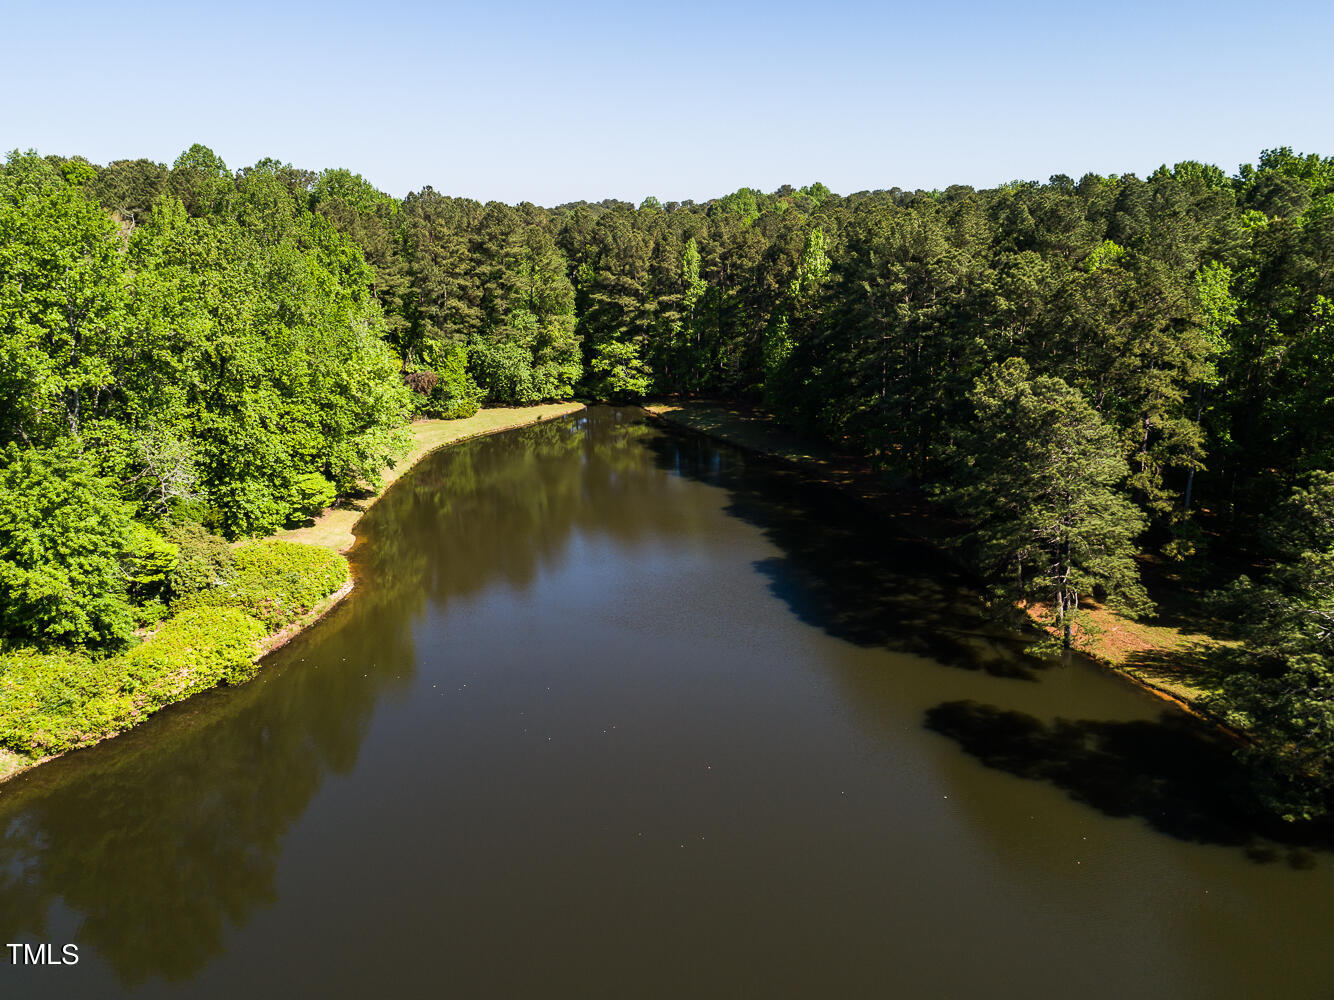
[3,0,1333,204]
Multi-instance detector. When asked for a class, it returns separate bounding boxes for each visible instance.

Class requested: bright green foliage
[0,445,139,648]
[471,339,541,404]
[433,342,483,417]
[589,340,652,401]
[311,168,396,217]
[407,341,482,418]
[0,606,265,757]
[711,188,760,224]
[0,149,413,539]
[290,473,337,521]
[941,360,1150,646]
[1085,239,1126,271]
[169,143,233,217]
[0,646,137,756]
[682,237,707,312]
[122,521,179,599]
[0,535,345,759]
[119,606,268,703]
[765,228,829,408]
[178,539,349,630]
[470,311,582,404]
[125,195,412,534]
[7,142,1334,817]
[0,152,126,448]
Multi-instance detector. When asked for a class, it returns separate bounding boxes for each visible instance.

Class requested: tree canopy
[4,142,1334,814]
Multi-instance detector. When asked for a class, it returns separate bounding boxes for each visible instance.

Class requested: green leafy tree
[0,445,140,648]
[0,151,128,447]
[169,143,233,217]
[589,340,652,401]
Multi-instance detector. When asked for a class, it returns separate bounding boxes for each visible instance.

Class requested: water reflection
[1,407,1330,997]
[0,409,755,986]
[0,651,365,983]
[0,415,615,985]
[645,419,1334,857]
[643,429,1044,678]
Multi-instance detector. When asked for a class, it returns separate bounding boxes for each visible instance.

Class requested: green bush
[0,606,268,758]
[120,606,267,709]
[123,521,179,603]
[424,342,482,418]
[133,599,168,628]
[471,339,537,404]
[163,521,236,602]
[405,342,482,419]
[179,539,348,629]
[289,472,337,522]
[0,646,137,757]
[0,538,346,761]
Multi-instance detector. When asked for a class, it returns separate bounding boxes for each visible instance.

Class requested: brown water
[2,407,1334,998]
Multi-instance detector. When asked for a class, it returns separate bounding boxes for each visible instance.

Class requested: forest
[1,143,1332,818]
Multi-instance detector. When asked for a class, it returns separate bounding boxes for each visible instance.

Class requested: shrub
[404,370,439,396]
[119,606,267,709]
[0,539,346,761]
[163,521,236,603]
[178,539,348,629]
[133,599,169,629]
[0,646,137,756]
[289,472,337,521]
[123,521,179,603]
[410,342,482,419]
[0,606,270,758]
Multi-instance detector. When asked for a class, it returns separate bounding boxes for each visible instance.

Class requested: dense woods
[3,143,1333,816]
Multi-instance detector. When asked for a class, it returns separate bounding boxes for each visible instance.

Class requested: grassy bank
[646,400,1231,713]
[276,403,586,552]
[0,402,585,784]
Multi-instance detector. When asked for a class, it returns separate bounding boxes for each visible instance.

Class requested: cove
[1,406,1332,999]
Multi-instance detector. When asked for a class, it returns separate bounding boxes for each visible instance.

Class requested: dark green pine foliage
[7,143,1334,815]
[1209,473,1334,819]
[940,359,1151,647]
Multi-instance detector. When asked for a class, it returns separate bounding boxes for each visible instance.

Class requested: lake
[2,406,1332,998]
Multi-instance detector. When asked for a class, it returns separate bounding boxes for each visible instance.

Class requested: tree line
[3,143,1333,816]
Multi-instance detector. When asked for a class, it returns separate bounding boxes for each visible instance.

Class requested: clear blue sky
[2,0,1330,205]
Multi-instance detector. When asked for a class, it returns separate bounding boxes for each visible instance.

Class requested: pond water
[2,406,1332,998]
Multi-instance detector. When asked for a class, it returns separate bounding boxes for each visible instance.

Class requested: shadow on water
[645,417,1334,861]
[923,699,1334,861]
[643,425,1045,681]
[3,407,1333,995]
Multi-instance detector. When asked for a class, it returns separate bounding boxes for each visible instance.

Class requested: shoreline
[0,402,586,787]
[644,400,1232,727]
[258,401,588,655]
[273,402,588,554]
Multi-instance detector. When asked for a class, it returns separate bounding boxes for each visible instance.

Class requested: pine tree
[942,359,1151,647]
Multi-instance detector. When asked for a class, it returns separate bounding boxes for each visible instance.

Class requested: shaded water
[2,407,1333,998]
